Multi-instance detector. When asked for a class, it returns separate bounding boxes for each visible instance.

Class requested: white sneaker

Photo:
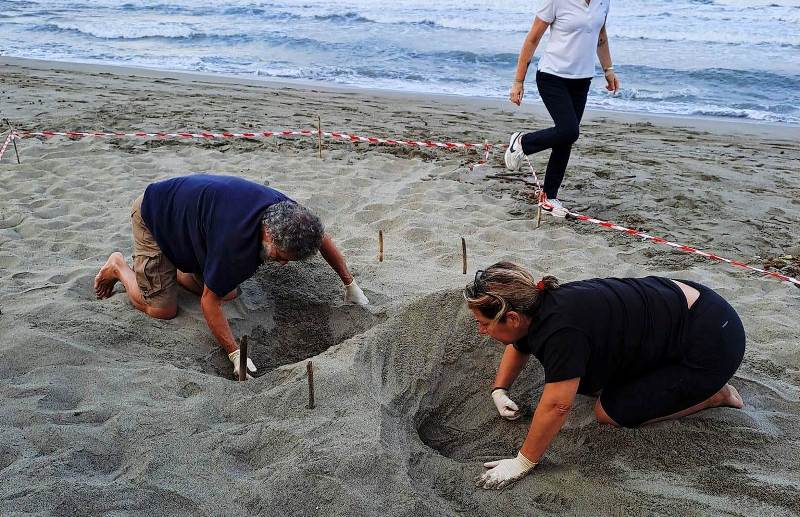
[504,131,526,171]
[542,198,568,218]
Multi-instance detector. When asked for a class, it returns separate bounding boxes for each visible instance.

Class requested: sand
[0,56,799,516]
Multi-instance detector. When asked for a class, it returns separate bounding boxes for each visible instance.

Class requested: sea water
[2,0,799,125]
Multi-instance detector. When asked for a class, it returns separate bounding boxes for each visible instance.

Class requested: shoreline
[3,56,798,141]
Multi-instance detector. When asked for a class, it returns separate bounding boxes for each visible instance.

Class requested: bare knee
[145,305,177,320]
[594,399,619,426]
[176,270,203,296]
[222,289,238,301]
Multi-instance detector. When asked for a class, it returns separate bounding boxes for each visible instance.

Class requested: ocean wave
[614,88,698,103]
[683,68,800,90]
[716,0,800,8]
[221,6,267,16]
[611,31,800,49]
[119,3,188,15]
[249,35,517,67]
[314,12,373,23]
[30,21,252,42]
[687,107,772,120]
[117,3,298,20]
[406,49,517,66]
[614,65,800,93]
[245,9,520,32]
[255,63,479,85]
[589,95,797,124]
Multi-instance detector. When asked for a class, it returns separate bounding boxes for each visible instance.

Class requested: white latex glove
[475,452,537,490]
[228,349,257,379]
[491,388,521,420]
[344,280,370,305]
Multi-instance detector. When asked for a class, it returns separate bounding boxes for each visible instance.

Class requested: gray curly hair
[261,202,325,260]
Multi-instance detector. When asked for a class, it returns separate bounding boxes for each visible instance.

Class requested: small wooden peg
[307,361,315,409]
[238,335,249,382]
[316,114,322,159]
[535,190,543,229]
[461,237,467,274]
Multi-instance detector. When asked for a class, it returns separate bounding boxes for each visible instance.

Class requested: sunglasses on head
[464,269,487,298]
[464,269,515,317]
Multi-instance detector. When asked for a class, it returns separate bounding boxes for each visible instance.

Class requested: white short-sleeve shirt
[536,0,610,79]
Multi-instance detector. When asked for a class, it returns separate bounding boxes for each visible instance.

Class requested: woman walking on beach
[505,0,620,217]
[464,262,745,490]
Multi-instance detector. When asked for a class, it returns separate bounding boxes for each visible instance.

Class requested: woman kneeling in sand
[465,262,745,490]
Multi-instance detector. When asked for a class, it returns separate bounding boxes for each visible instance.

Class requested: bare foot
[712,384,744,410]
[94,252,125,299]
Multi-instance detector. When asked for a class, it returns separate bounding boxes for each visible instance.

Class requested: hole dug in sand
[362,290,544,462]
[411,293,544,461]
[223,260,380,376]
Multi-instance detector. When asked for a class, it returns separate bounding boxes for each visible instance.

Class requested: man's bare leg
[177,270,237,301]
[177,270,203,296]
[93,252,176,319]
[594,384,744,426]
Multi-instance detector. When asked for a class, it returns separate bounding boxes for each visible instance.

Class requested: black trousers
[521,71,591,199]
[600,281,746,428]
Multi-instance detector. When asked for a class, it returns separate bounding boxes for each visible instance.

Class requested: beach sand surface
[1,57,799,516]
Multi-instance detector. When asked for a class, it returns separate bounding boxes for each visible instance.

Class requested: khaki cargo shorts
[131,195,178,309]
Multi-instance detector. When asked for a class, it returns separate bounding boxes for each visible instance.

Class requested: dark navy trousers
[521,71,592,199]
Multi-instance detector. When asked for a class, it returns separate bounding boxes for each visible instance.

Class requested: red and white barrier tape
[14,127,798,286]
[0,131,17,162]
[554,206,800,286]
[19,128,497,151]
[525,157,799,286]
[324,130,486,149]
[20,129,315,140]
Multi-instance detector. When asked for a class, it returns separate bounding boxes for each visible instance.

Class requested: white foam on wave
[615,87,699,102]
[589,95,795,124]
[52,19,197,39]
[611,26,800,48]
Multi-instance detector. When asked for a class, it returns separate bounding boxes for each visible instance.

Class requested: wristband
[491,386,509,393]
[603,66,614,73]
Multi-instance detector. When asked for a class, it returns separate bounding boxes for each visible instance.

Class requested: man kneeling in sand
[94,174,369,378]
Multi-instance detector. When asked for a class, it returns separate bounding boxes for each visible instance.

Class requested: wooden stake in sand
[306,361,315,409]
[378,229,384,262]
[3,119,20,164]
[461,237,467,274]
[535,191,543,229]
[238,335,249,382]
[316,114,322,159]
